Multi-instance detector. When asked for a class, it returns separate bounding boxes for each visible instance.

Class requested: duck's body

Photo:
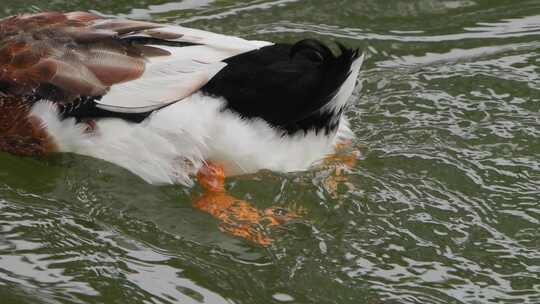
[0,12,363,185]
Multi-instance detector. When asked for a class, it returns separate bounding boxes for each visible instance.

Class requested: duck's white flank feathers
[29,91,354,185]
[30,102,89,151]
[30,101,205,185]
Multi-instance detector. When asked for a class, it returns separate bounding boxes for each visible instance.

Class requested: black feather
[201,39,359,135]
[120,36,199,48]
[289,39,334,62]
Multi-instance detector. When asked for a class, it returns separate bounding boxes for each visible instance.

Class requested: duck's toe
[197,161,226,192]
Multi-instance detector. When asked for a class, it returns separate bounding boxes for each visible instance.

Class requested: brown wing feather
[0,12,164,104]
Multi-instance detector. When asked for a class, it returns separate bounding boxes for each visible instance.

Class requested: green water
[1,1,540,303]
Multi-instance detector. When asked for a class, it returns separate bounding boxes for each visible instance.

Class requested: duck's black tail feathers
[201,39,363,134]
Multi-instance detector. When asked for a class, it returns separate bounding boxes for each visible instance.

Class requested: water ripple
[1,1,540,303]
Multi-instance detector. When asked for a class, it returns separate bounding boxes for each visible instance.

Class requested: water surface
[1,1,539,303]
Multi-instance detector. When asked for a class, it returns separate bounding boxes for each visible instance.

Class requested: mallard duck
[0,11,364,186]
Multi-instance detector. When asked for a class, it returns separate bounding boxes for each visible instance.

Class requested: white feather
[30,102,89,151]
[130,25,272,56]
[30,92,354,186]
[96,60,226,113]
[322,53,365,115]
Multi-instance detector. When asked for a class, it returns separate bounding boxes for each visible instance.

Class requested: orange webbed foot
[321,141,361,198]
[193,161,296,245]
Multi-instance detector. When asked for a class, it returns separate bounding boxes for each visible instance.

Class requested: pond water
[1,1,539,303]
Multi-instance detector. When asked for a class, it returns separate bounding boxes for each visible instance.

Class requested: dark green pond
[1,1,539,303]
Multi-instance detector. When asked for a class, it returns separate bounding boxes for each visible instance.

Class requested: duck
[0,11,364,186]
